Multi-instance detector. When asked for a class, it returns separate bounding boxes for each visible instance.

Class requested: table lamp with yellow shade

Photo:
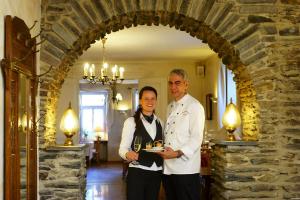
[222,98,241,141]
[60,102,79,146]
[94,125,104,141]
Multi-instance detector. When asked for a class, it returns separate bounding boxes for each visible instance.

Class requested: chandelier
[82,37,125,85]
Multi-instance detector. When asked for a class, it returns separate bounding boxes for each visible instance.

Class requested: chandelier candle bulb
[119,67,124,80]
[112,65,117,80]
[100,68,104,79]
[89,66,92,77]
[103,62,108,77]
[116,65,120,78]
[83,63,89,77]
[90,64,95,77]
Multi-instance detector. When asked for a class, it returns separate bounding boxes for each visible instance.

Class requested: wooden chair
[93,140,101,164]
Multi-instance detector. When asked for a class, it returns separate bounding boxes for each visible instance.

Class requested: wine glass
[132,136,142,165]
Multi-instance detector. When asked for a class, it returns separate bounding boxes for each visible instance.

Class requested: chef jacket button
[171,132,173,134]
[168,143,171,145]
[173,122,175,124]
[181,104,183,106]
[177,113,179,115]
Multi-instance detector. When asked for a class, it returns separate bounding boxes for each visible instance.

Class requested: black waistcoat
[130,119,163,167]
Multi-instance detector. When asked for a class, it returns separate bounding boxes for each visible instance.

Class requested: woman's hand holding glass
[125,151,139,161]
[126,136,142,165]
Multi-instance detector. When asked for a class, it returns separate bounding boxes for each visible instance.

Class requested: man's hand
[125,151,139,161]
[156,147,181,159]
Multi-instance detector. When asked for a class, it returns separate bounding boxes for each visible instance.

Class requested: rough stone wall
[273,28,300,200]
[212,143,279,200]
[39,63,70,146]
[38,0,300,199]
[234,67,259,141]
[39,145,87,200]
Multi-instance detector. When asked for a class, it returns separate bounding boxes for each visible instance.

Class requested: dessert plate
[143,147,164,152]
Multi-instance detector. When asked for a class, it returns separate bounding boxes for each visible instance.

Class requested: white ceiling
[78,25,216,63]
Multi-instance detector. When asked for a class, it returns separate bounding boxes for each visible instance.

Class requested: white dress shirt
[119,114,163,171]
[164,94,205,175]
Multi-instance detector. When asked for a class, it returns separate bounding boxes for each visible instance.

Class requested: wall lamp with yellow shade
[222,98,241,141]
[109,81,123,105]
[113,92,123,104]
[60,102,79,146]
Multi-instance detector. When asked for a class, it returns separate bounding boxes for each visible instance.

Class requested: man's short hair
[169,69,189,81]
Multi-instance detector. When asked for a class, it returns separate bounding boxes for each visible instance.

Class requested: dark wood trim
[2,15,37,200]
[206,93,213,120]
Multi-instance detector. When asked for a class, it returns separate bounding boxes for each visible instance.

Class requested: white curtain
[217,63,226,129]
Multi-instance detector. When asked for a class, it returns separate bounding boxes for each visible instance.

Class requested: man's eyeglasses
[168,81,184,86]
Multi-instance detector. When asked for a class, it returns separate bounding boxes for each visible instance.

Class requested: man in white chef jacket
[157,69,205,200]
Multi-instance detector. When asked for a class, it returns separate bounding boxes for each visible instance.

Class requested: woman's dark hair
[133,86,157,125]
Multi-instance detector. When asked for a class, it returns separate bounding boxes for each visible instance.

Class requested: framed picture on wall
[196,65,205,78]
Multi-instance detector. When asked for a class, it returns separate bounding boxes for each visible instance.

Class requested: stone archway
[40,0,261,145]
[39,0,300,199]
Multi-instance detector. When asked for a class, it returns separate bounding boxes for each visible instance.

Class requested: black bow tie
[143,114,154,124]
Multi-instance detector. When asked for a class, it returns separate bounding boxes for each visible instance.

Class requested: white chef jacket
[119,114,163,171]
[163,94,205,175]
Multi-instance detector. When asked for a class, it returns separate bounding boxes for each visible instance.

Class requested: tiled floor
[86,162,126,200]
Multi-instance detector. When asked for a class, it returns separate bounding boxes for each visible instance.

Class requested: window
[79,92,107,142]
[226,67,237,105]
[217,63,237,128]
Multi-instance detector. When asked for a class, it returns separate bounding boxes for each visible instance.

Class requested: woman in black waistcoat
[119,86,163,200]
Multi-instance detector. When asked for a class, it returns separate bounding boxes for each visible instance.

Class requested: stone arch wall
[39,0,300,198]
[40,0,260,145]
